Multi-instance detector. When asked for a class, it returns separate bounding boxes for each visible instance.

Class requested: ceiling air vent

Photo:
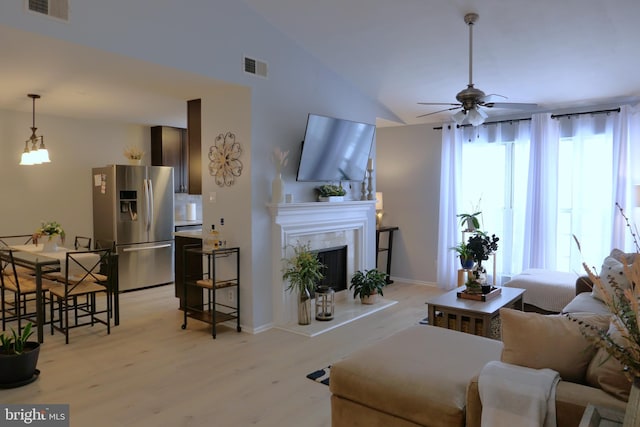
[26,0,69,21]
[244,56,268,78]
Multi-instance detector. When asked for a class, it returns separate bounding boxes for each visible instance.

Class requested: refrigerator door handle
[148,178,154,229]
[122,243,172,252]
[143,179,151,232]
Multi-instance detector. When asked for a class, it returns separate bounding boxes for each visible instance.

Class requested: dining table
[5,244,119,343]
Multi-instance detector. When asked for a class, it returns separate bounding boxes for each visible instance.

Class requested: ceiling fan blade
[483,102,538,110]
[417,102,461,106]
[417,106,461,118]
[481,94,508,103]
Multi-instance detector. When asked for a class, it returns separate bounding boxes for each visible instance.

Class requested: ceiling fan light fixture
[467,107,486,127]
[452,110,467,125]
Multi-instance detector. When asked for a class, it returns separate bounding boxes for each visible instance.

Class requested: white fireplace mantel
[269,201,377,326]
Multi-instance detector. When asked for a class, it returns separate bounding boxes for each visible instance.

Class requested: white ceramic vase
[42,238,58,252]
[272,173,285,204]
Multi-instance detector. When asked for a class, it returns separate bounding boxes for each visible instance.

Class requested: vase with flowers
[124,146,144,165]
[33,221,65,252]
[464,231,499,294]
[272,147,289,204]
[571,204,640,426]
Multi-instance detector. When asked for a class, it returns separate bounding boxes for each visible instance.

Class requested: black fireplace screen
[313,245,347,293]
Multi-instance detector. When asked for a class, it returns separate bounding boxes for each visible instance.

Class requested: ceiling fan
[418,13,538,126]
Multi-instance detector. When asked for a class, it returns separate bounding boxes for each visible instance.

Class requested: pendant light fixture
[19,93,50,165]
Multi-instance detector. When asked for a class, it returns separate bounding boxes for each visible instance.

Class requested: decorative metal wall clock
[208,131,243,187]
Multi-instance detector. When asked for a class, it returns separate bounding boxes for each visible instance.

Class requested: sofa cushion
[500,308,609,383]
[330,325,503,427]
[503,268,577,313]
[592,255,632,302]
[562,292,610,315]
[586,322,632,401]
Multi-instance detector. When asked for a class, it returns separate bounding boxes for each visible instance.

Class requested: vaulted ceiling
[1,0,639,128]
[241,0,640,126]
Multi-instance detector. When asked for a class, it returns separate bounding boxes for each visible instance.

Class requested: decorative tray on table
[457,287,501,302]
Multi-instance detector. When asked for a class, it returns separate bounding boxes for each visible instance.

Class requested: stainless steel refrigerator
[92,165,174,291]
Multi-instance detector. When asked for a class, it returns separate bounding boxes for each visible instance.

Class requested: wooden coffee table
[427,286,525,338]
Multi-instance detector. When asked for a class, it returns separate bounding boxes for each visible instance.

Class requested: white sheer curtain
[611,104,637,251]
[459,122,531,281]
[436,124,463,290]
[522,113,559,270]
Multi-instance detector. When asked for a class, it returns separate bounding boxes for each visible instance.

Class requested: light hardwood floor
[0,282,442,427]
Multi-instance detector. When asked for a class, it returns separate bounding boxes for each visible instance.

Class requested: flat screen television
[296,113,375,182]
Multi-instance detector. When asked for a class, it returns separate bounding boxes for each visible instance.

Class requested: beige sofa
[330,279,629,426]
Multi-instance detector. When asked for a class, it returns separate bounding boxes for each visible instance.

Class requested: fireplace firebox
[313,245,347,293]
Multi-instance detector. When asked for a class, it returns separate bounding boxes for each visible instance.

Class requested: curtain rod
[433,107,621,130]
[433,117,530,130]
[550,107,620,120]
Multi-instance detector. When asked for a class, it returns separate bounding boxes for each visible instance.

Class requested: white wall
[376,124,442,285]
[0,108,150,239]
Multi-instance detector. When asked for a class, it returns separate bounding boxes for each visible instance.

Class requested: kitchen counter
[174,220,202,233]
[175,219,202,227]
[173,230,203,239]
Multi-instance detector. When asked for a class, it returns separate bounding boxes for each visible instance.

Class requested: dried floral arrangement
[272,147,289,174]
[123,146,144,160]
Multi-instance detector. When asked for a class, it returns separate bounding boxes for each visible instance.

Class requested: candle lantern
[315,286,335,321]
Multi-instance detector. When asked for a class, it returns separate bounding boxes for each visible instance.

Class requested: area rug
[306,365,331,386]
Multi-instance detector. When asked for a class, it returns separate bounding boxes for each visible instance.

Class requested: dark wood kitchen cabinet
[151,126,189,193]
[187,99,202,195]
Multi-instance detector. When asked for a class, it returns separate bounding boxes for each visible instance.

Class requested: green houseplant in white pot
[0,322,40,387]
[316,184,346,202]
[349,269,387,304]
[282,243,325,325]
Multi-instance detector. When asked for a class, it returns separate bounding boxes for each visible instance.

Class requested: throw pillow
[500,308,609,383]
[586,322,633,401]
[592,255,632,302]
[609,248,637,265]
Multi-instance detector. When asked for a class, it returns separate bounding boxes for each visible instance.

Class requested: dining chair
[0,235,36,276]
[48,248,114,344]
[94,239,116,251]
[0,248,54,334]
[74,236,92,250]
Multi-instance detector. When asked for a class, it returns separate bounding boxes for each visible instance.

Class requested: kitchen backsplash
[174,193,202,221]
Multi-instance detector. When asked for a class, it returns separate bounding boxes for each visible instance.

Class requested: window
[460,138,529,279]
[557,133,613,272]
[460,117,616,276]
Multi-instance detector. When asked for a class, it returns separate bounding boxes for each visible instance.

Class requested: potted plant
[0,322,40,386]
[465,231,499,294]
[349,269,387,304]
[450,242,475,269]
[32,220,65,252]
[316,184,346,202]
[282,242,325,325]
[456,211,482,232]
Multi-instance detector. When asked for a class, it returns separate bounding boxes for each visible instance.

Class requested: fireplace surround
[269,200,377,327]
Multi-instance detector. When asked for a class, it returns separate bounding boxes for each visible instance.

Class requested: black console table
[376,226,399,284]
